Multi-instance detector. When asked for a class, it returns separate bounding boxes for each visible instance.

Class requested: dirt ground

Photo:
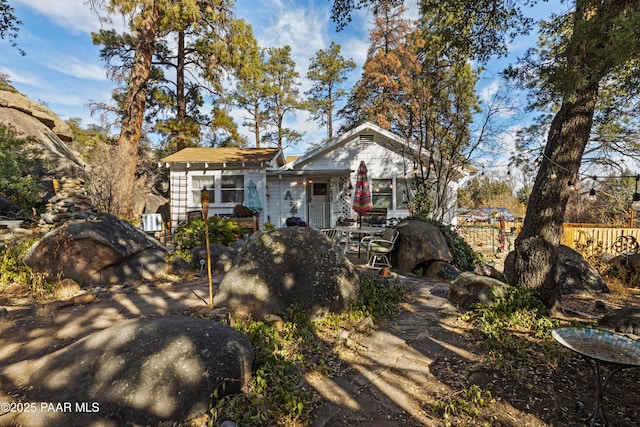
[1,261,639,426]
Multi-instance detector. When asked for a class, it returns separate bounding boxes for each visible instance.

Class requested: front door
[307,181,331,228]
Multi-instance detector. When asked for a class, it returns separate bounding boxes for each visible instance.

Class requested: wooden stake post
[200,188,214,307]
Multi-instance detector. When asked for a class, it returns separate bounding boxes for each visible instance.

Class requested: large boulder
[0,316,253,427]
[214,227,360,319]
[504,245,609,295]
[0,88,73,141]
[23,213,168,286]
[191,243,238,274]
[391,220,453,272]
[449,271,510,310]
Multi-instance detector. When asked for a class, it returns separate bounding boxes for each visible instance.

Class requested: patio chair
[321,228,340,244]
[361,227,399,269]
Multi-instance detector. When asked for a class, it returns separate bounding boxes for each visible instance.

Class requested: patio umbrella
[242,180,262,213]
[353,161,373,227]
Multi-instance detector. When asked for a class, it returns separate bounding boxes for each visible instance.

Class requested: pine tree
[306,42,356,140]
[262,46,304,149]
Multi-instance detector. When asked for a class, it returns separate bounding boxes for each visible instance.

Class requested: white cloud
[0,66,42,87]
[13,0,106,35]
[47,58,109,81]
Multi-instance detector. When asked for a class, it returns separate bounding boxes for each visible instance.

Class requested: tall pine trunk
[175,30,187,151]
[511,84,598,306]
[114,2,158,219]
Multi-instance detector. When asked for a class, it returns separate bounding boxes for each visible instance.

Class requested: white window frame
[191,175,215,204]
[220,174,245,204]
[372,178,393,209]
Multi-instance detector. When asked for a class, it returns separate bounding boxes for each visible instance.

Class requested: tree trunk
[253,101,261,148]
[176,30,187,150]
[114,3,158,220]
[512,83,598,306]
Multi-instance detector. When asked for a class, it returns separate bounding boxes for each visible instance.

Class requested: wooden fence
[457,222,640,257]
[561,223,640,256]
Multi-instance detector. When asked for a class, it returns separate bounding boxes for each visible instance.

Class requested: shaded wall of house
[265,176,306,228]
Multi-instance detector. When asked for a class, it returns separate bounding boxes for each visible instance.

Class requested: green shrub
[406,215,483,271]
[354,276,405,319]
[432,384,496,427]
[0,238,53,296]
[0,123,47,213]
[173,216,240,254]
[0,239,34,290]
[210,307,319,427]
[460,284,559,374]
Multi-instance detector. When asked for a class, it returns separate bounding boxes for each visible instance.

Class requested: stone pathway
[309,270,478,426]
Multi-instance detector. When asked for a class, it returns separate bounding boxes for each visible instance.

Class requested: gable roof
[287,121,415,169]
[161,147,285,167]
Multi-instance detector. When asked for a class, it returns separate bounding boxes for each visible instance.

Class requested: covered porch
[265,169,352,229]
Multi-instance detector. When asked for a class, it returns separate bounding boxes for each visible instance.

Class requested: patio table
[552,327,640,427]
[334,225,384,255]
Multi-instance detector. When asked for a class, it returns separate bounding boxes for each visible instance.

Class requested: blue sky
[0,0,565,159]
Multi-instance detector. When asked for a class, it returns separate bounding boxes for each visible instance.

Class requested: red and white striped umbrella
[353,161,373,226]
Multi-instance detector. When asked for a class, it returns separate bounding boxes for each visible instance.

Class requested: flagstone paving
[309,270,478,426]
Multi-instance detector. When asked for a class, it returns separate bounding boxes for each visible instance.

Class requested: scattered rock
[214,227,360,319]
[448,271,510,310]
[424,260,460,280]
[598,307,640,336]
[474,264,507,282]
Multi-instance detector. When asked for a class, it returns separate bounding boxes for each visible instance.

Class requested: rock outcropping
[0,87,83,177]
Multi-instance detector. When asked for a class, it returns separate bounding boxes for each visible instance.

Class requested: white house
[160,122,462,230]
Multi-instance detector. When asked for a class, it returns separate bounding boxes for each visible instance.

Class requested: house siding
[265,176,307,227]
[293,137,414,223]
[167,166,267,228]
